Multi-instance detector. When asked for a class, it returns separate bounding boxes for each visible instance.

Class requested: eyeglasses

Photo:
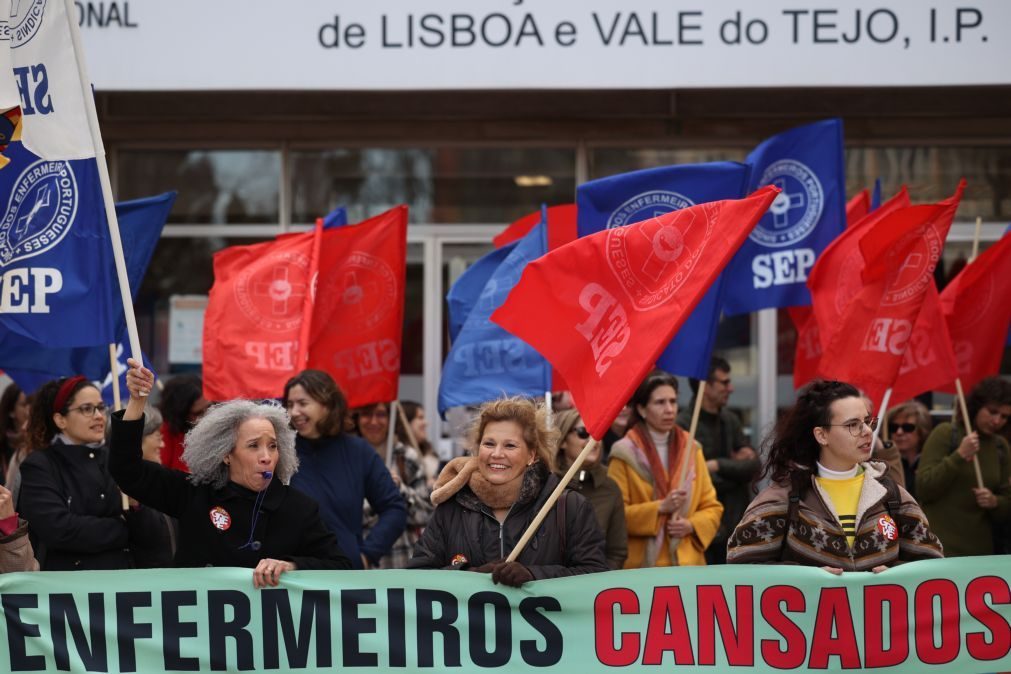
[825,416,878,437]
[572,427,590,439]
[888,422,916,434]
[65,403,108,417]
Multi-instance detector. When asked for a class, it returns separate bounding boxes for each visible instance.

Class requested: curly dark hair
[0,382,24,463]
[626,369,679,434]
[26,377,99,451]
[762,379,862,486]
[158,375,204,434]
[965,376,1011,431]
[282,369,349,437]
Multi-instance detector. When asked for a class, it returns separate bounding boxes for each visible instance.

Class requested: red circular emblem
[450,554,469,568]
[209,506,232,531]
[877,514,898,541]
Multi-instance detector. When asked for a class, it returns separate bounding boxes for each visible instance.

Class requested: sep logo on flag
[8,0,47,47]
[0,159,77,265]
[604,190,695,229]
[750,159,824,248]
[234,252,310,332]
[606,205,714,311]
[882,227,943,306]
[321,251,397,333]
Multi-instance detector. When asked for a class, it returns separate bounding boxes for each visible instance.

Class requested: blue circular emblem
[605,190,695,229]
[0,159,78,266]
[749,159,824,248]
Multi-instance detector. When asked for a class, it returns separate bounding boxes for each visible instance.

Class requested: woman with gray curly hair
[109,360,351,586]
[409,396,608,585]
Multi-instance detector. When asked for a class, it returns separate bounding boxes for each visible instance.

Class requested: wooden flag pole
[385,400,399,466]
[954,378,985,489]
[668,381,707,550]
[64,0,144,391]
[396,400,420,451]
[507,437,599,563]
[545,392,553,428]
[970,216,982,262]
[876,388,892,443]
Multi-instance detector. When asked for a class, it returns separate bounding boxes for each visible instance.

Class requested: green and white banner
[1,557,1009,672]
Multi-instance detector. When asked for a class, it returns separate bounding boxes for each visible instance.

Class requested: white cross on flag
[0,0,96,159]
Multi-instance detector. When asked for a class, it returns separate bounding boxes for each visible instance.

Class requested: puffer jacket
[409,462,608,579]
[727,462,943,570]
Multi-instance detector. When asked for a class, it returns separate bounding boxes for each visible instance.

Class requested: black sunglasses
[573,427,590,439]
[888,422,916,434]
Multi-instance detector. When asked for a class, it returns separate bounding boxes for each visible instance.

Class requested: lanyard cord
[238,485,270,550]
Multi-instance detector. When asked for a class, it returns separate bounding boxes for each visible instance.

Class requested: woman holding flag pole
[607,370,723,568]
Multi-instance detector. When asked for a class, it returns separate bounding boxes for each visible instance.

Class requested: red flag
[203,228,321,400]
[789,306,821,390]
[493,204,577,250]
[818,183,964,405]
[939,232,1011,392]
[809,187,911,351]
[307,206,408,408]
[492,187,778,440]
[845,189,870,227]
[889,283,959,403]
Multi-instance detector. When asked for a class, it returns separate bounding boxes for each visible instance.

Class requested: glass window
[289,147,576,224]
[846,146,1011,221]
[590,147,748,180]
[117,150,282,224]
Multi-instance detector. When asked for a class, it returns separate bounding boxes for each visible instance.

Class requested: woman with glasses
[553,409,627,569]
[608,370,723,568]
[282,372,406,569]
[728,379,943,571]
[917,376,1011,557]
[884,401,932,497]
[18,376,141,569]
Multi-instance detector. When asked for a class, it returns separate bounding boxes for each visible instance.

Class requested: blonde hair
[468,397,558,472]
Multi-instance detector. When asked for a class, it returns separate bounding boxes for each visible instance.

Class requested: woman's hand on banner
[253,558,296,588]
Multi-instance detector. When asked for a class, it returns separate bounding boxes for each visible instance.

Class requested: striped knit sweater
[727,462,943,570]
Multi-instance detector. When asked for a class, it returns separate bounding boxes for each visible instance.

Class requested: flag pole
[109,344,122,411]
[668,381,707,550]
[296,219,324,369]
[396,400,419,451]
[385,400,399,466]
[545,391,553,427]
[954,378,985,489]
[875,388,892,443]
[970,216,982,262]
[63,0,144,391]
[507,436,599,563]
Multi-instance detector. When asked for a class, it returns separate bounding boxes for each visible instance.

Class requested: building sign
[77,0,1010,90]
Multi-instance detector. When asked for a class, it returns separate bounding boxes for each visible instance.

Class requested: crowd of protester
[1,357,1009,584]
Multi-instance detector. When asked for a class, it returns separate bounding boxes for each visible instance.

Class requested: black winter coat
[409,466,608,579]
[17,440,146,570]
[109,414,351,570]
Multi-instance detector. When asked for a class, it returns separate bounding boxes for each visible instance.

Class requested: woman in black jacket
[18,376,141,570]
[409,396,608,585]
[111,360,351,586]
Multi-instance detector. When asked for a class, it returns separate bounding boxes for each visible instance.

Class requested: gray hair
[142,406,163,438]
[182,400,298,489]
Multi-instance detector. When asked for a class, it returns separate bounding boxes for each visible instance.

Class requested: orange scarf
[625,422,685,499]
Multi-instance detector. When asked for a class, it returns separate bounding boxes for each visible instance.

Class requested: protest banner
[0,557,1008,673]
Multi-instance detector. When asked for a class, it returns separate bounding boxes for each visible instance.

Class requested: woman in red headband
[17,376,148,570]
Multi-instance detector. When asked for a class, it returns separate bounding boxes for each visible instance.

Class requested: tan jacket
[1,519,40,573]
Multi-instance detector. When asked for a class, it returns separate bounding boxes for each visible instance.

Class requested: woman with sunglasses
[728,379,943,571]
[917,376,1011,557]
[884,401,932,497]
[18,376,145,570]
[553,409,627,569]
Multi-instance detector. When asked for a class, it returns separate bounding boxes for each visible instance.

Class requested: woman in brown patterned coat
[727,380,943,572]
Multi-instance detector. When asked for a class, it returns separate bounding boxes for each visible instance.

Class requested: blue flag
[576,162,751,379]
[1,191,175,399]
[438,220,550,414]
[446,242,516,344]
[322,206,347,229]
[722,118,846,315]
[0,142,119,346]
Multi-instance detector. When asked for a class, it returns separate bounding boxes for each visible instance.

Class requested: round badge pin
[877,514,898,541]
[209,506,232,531]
